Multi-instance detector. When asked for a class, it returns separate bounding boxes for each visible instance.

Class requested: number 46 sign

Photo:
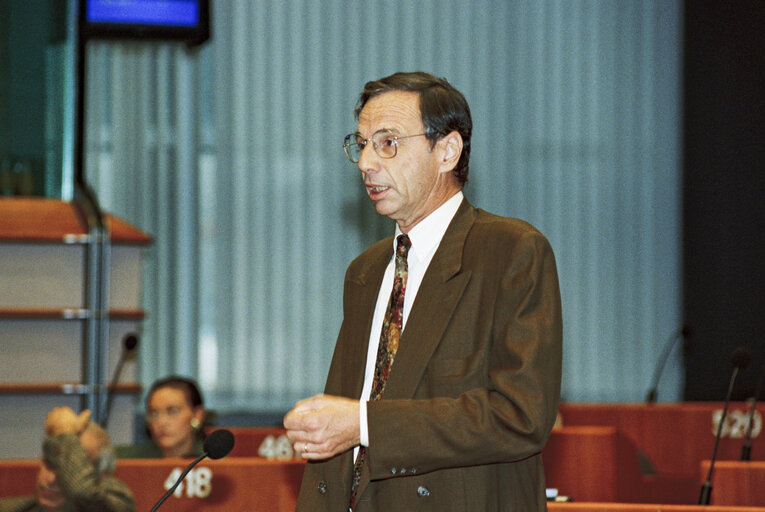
[163,467,213,499]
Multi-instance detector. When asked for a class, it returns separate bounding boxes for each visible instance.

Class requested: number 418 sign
[163,467,213,499]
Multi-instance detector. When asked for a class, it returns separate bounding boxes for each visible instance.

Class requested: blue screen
[86,0,199,27]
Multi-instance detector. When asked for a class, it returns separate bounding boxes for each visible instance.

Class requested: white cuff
[359,400,369,447]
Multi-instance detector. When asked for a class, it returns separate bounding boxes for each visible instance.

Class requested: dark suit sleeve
[366,227,562,478]
[43,434,135,512]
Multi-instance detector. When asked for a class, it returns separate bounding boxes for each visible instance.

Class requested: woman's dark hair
[354,71,472,185]
[147,375,204,409]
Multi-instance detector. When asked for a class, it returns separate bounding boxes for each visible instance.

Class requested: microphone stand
[150,453,208,512]
[699,348,751,505]
[741,361,765,460]
[646,326,690,403]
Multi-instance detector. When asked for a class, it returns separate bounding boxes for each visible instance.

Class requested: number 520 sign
[163,467,214,499]
[710,409,762,438]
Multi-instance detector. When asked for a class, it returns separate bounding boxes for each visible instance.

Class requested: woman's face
[146,386,204,457]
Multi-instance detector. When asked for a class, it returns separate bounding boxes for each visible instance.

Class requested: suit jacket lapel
[383,201,477,399]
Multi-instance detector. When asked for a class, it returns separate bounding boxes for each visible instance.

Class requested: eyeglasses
[343,130,428,163]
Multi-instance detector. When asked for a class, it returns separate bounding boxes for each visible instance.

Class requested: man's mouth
[367,185,390,194]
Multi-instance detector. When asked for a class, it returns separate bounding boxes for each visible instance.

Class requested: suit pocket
[429,358,468,378]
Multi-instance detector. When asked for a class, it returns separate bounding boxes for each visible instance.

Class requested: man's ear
[438,131,463,174]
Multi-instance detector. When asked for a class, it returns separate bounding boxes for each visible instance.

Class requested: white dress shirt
[356,191,464,454]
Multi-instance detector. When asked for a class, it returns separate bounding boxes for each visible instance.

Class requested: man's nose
[358,144,380,174]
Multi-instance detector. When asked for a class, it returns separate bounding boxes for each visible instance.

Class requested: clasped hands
[283,394,360,460]
[45,406,91,437]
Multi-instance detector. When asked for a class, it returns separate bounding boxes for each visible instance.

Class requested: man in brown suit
[284,71,562,511]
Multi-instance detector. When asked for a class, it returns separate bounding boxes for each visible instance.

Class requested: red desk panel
[559,403,765,504]
[548,504,765,512]
[0,458,305,512]
[225,425,625,503]
[543,426,620,502]
[700,460,765,507]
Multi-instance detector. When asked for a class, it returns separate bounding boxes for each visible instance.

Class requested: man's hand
[45,407,91,437]
[283,394,360,460]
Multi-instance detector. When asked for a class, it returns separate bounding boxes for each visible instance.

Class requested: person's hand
[44,407,91,437]
[283,394,360,460]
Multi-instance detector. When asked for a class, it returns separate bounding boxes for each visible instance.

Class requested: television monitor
[79,0,210,46]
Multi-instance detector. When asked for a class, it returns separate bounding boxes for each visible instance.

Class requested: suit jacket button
[417,486,430,497]
[317,481,327,494]
[390,468,397,475]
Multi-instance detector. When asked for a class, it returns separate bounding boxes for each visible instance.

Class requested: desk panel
[544,426,619,502]
[0,458,305,512]
[559,403,765,503]
[548,504,765,512]
[223,425,625,503]
[700,460,765,506]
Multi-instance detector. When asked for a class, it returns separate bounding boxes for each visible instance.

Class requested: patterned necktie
[349,234,411,509]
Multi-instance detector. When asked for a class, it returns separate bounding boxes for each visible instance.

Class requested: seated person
[0,406,134,512]
[117,376,208,458]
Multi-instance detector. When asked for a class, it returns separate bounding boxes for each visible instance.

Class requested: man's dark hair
[354,71,472,185]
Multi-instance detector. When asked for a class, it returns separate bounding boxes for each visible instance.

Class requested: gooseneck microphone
[741,359,765,460]
[699,347,752,505]
[101,333,139,428]
[150,429,236,512]
[646,325,692,403]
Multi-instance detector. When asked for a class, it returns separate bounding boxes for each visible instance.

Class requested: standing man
[284,71,562,511]
[0,407,134,512]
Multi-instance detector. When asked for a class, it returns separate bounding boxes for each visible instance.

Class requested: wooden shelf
[0,383,142,394]
[0,197,149,457]
[0,308,146,320]
[0,197,152,245]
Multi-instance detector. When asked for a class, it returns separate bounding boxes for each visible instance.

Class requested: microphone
[699,346,752,505]
[741,358,765,460]
[150,429,235,511]
[101,333,139,428]
[646,325,692,403]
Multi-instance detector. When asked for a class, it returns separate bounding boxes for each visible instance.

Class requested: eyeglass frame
[343,130,429,163]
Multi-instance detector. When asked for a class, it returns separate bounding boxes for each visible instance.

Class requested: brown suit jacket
[296,199,563,511]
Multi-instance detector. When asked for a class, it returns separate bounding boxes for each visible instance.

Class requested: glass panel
[0,0,74,199]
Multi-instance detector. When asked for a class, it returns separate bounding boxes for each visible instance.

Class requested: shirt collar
[394,191,464,261]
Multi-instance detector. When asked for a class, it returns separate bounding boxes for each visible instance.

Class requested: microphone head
[731,346,753,369]
[204,429,235,460]
[123,333,139,352]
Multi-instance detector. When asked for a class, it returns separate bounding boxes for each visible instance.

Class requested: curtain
[85,0,683,416]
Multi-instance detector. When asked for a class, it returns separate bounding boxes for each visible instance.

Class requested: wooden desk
[543,426,620,502]
[2,426,619,507]
[221,426,291,458]
[548,503,765,512]
[559,403,765,503]
[5,407,761,510]
[700,460,765,506]
[223,425,626,503]
[0,458,305,512]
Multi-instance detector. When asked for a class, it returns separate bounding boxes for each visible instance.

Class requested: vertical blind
[85,0,682,415]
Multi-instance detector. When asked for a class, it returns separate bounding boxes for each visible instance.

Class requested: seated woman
[117,376,208,458]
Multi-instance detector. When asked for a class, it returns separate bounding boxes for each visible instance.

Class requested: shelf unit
[0,197,151,458]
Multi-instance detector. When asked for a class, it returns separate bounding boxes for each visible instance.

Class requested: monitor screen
[79,0,210,45]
